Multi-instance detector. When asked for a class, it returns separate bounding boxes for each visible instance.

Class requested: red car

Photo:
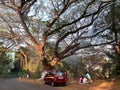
[44,70,67,86]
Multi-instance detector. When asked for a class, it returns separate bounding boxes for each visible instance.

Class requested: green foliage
[106,2,120,32]
[103,1,120,78]
[0,47,11,73]
[106,46,120,77]
[111,53,120,77]
[13,60,21,72]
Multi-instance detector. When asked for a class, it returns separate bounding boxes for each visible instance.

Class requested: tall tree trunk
[111,2,120,53]
[13,38,29,70]
[17,5,58,70]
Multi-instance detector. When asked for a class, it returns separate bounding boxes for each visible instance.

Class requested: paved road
[0,78,60,90]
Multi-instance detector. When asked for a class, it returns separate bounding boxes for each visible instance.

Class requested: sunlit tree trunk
[13,38,29,70]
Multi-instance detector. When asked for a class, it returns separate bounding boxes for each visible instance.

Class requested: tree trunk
[111,2,120,53]
[13,38,29,70]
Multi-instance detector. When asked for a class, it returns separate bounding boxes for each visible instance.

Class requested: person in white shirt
[83,77,88,83]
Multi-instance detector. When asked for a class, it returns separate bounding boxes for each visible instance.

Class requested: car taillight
[54,77,56,81]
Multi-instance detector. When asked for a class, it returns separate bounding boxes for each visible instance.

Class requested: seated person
[83,77,88,84]
[79,76,83,84]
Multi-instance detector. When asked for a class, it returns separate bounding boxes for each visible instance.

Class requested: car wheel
[44,81,47,84]
[63,83,66,86]
[51,81,55,87]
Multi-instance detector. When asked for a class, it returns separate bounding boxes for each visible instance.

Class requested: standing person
[79,76,83,84]
[38,70,48,81]
[85,72,93,83]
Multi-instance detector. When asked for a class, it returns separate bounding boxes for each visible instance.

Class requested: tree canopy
[0,0,119,71]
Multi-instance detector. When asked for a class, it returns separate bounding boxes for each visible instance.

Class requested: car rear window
[56,71,64,76]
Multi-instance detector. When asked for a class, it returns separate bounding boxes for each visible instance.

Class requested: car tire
[63,83,66,86]
[44,81,47,84]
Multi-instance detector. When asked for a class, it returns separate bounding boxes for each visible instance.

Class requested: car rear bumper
[54,80,67,84]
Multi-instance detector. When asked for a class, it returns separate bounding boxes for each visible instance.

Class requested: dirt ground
[19,78,120,90]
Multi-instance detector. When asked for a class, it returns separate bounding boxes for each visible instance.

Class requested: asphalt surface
[0,78,60,90]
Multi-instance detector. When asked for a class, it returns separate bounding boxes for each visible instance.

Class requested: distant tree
[0,47,10,73]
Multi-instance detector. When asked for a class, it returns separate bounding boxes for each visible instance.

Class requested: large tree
[0,0,115,70]
[104,1,120,77]
[108,1,120,53]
